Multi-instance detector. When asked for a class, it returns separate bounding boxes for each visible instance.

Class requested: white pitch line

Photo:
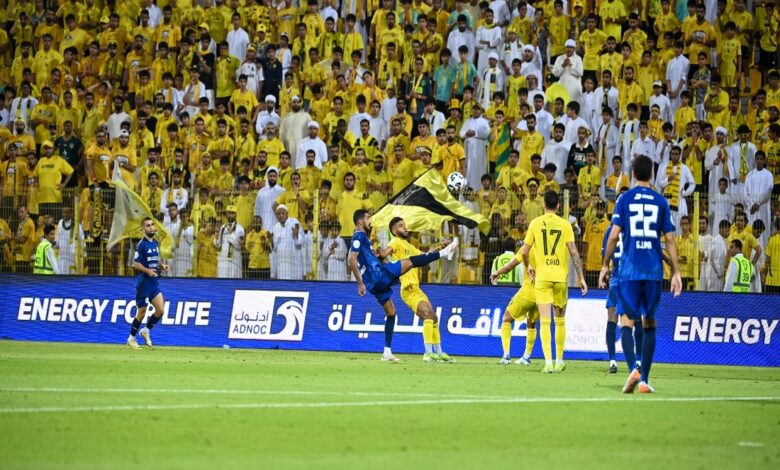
[0,387,511,400]
[0,396,777,414]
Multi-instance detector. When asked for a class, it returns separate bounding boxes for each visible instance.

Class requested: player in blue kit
[602,222,642,374]
[127,217,169,349]
[600,155,682,393]
[348,209,458,362]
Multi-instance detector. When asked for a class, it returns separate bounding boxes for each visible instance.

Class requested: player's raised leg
[397,237,459,275]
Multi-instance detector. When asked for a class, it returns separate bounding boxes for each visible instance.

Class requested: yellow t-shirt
[765,234,780,287]
[388,236,422,289]
[34,155,73,204]
[523,212,575,282]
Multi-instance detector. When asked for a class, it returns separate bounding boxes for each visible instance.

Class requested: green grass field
[0,341,778,469]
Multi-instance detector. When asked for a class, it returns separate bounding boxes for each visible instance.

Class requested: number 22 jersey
[611,186,675,282]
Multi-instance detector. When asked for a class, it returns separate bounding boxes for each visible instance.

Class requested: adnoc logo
[229,290,308,341]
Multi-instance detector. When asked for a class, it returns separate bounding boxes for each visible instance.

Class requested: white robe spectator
[171,223,194,277]
[592,84,619,125]
[699,231,726,291]
[551,49,583,101]
[460,115,491,190]
[563,116,590,144]
[279,107,311,161]
[160,187,189,214]
[594,120,620,172]
[533,105,554,142]
[728,140,757,199]
[446,27,476,67]
[479,64,506,110]
[9,95,38,130]
[540,137,572,184]
[656,160,695,232]
[631,135,658,165]
[649,92,673,124]
[704,137,729,202]
[215,221,244,278]
[665,53,689,112]
[320,234,348,281]
[475,23,503,74]
[744,165,773,246]
[227,28,251,62]
[272,214,304,280]
[238,59,264,100]
[295,135,328,169]
[55,218,84,275]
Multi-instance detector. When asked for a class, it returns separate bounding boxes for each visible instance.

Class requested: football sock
[524,327,537,358]
[500,321,512,357]
[410,252,440,267]
[540,316,552,364]
[129,318,142,337]
[384,315,395,348]
[634,321,644,363]
[146,314,161,330]
[621,326,636,371]
[641,327,656,383]
[606,320,617,361]
[432,322,442,354]
[423,319,434,354]
[554,316,566,361]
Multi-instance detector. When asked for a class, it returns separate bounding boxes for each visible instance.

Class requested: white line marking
[0,396,776,414]
[0,387,510,400]
[737,441,765,448]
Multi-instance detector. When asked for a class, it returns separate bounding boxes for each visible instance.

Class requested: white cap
[266,166,279,174]
[119,129,129,137]
[308,121,320,129]
[564,39,576,48]
[715,126,728,136]
[653,80,663,87]
[265,95,276,103]
[522,44,534,54]
[291,95,301,102]
[276,204,288,212]
[488,51,499,61]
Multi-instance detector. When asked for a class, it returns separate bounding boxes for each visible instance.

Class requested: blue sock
[146,314,161,330]
[641,328,656,383]
[129,319,141,336]
[606,321,617,361]
[410,252,440,267]
[384,315,395,348]
[634,321,644,363]
[621,326,636,371]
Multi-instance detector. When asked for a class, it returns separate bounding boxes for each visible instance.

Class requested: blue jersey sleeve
[658,195,676,235]
[134,240,147,267]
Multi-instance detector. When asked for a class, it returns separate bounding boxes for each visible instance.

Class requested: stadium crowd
[0,0,779,292]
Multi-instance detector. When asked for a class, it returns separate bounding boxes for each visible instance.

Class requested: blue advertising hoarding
[0,275,777,367]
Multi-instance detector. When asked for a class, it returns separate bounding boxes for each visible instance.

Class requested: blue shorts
[606,284,621,312]
[617,280,662,321]
[136,281,161,308]
[368,261,402,306]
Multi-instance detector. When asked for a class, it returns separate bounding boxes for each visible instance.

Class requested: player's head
[142,217,155,238]
[631,155,653,183]
[353,209,371,233]
[543,190,559,211]
[389,217,408,239]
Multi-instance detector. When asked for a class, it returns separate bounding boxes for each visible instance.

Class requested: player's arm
[133,260,158,277]
[567,241,588,295]
[347,250,365,296]
[519,242,534,282]
[599,224,621,288]
[663,230,682,296]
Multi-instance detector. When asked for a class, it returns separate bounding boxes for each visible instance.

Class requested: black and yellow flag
[373,168,490,234]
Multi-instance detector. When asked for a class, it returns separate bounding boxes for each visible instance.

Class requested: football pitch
[0,341,778,469]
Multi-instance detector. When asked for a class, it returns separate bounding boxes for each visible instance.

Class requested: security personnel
[724,239,752,293]
[33,224,59,275]
[491,238,522,286]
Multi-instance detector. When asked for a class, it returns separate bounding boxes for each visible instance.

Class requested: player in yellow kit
[385,217,454,362]
[520,190,587,373]
[491,248,539,366]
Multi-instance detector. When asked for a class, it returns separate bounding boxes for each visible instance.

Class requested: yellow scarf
[664,162,680,209]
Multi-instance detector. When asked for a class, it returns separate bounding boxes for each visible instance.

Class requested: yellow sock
[432,322,441,345]
[500,321,512,356]
[540,316,552,363]
[554,316,566,361]
[423,319,434,345]
[524,327,537,358]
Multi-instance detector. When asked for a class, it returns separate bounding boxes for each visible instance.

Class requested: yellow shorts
[506,291,539,324]
[401,286,430,313]
[534,280,568,307]
[720,74,736,88]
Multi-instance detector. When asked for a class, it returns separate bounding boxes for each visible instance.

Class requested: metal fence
[0,184,775,293]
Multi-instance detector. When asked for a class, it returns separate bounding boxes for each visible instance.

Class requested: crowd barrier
[0,275,777,367]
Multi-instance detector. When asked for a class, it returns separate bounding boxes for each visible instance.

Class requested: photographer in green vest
[33,224,59,275]
[491,238,522,286]
[724,239,752,293]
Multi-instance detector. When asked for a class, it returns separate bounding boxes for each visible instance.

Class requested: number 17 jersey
[523,212,575,283]
[611,186,675,282]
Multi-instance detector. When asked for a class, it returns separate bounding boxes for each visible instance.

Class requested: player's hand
[579,277,588,296]
[161,263,169,272]
[357,282,366,296]
[670,272,683,297]
[526,266,536,283]
[598,266,609,289]
[148,269,158,277]
[489,272,499,284]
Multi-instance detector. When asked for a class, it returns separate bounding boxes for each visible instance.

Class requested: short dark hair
[543,190,559,210]
[731,239,743,251]
[389,217,404,233]
[43,224,56,236]
[632,155,653,182]
[353,209,369,225]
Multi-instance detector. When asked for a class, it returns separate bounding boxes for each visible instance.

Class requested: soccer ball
[447,172,467,195]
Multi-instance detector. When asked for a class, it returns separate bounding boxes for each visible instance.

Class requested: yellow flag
[372,168,491,235]
[107,179,173,258]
